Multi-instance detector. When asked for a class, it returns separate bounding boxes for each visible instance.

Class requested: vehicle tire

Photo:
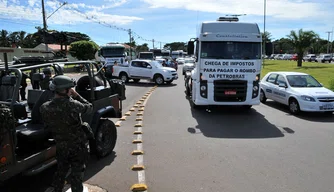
[119,72,129,83]
[133,79,140,83]
[154,74,164,85]
[166,80,173,85]
[95,119,117,158]
[242,105,252,110]
[76,75,104,91]
[260,89,267,104]
[289,98,301,115]
[186,84,191,96]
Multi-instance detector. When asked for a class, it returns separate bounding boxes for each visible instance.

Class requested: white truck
[112,59,178,85]
[138,52,154,60]
[185,16,262,109]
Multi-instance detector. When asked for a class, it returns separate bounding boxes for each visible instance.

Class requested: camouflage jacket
[40,95,93,145]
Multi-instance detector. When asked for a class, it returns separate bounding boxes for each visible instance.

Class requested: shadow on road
[124,81,155,87]
[186,97,285,139]
[0,152,117,192]
[264,101,334,122]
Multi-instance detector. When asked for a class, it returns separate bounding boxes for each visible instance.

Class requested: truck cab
[185,16,262,109]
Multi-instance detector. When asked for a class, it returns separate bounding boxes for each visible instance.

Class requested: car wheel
[260,89,267,104]
[119,73,129,83]
[154,75,164,85]
[289,98,300,115]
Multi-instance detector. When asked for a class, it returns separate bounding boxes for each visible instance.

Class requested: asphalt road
[140,68,334,192]
[2,69,334,192]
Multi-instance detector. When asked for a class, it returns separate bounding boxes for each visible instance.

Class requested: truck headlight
[301,95,315,102]
[200,85,206,91]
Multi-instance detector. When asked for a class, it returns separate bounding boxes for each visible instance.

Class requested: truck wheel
[154,75,164,85]
[119,73,129,83]
[95,119,117,158]
[133,79,140,83]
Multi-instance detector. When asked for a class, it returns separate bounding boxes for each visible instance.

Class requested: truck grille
[317,97,334,102]
[213,80,247,102]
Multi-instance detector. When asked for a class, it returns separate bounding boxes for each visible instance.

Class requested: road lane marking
[125,111,132,116]
[115,121,122,127]
[130,107,136,111]
[131,165,145,171]
[131,150,144,155]
[120,116,127,121]
[130,85,157,191]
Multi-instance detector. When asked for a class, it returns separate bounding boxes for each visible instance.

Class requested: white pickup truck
[112,59,178,85]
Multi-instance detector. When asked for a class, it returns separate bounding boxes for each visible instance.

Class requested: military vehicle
[0,60,125,183]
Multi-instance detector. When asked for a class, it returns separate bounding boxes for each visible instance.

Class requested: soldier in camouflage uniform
[40,67,53,90]
[40,75,94,192]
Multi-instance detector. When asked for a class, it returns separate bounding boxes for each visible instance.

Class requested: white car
[112,59,178,85]
[260,72,334,115]
[182,59,195,75]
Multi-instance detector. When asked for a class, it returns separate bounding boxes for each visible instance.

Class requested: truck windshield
[201,42,261,60]
[140,53,153,59]
[101,48,125,57]
[151,61,162,68]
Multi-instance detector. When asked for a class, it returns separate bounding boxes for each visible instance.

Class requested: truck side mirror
[187,41,194,55]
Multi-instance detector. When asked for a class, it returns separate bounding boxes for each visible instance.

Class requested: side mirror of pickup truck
[147,65,152,69]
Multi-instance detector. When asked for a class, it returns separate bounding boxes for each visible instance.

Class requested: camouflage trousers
[52,141,89,192]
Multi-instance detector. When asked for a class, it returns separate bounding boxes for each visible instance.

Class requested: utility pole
[326,31,332,54]
[41,0,48,55]
[152,39,155,49]
[128,29,132,60]
[263,0,267,68]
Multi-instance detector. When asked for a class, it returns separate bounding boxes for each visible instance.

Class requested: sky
[0,0,334,49]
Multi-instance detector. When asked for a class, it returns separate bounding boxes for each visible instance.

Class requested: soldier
[40,67,53,90]
[40,75,94,192]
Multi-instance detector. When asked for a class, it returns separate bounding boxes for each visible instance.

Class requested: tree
[261,31,272,43]
[286,29,319,67]
[0,30,10,47]
[69,40,99,60]
[125,37,136,48]
[136,43,149,52]
[163,42,186,51]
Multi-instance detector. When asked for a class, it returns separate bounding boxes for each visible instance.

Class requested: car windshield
[286,75,322,88]
[201,41,261,59]
[151,61,163,68]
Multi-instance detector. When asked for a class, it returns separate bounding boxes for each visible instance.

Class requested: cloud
[140,0,332,20]
[0,0,142,26]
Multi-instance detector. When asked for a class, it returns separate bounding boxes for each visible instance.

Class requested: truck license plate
[225,90,236,95]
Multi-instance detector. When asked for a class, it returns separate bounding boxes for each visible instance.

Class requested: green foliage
[163,42,187,51]
[329,78,334,91]
[69,40,99,60]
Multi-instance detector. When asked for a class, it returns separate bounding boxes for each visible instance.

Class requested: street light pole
[262,0,267,68]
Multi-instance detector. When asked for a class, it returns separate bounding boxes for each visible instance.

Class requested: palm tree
[286,29,319,67]
[0,29,10,47]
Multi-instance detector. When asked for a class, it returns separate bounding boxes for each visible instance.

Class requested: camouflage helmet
[43,67,52,75]
[49,75,76,91]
